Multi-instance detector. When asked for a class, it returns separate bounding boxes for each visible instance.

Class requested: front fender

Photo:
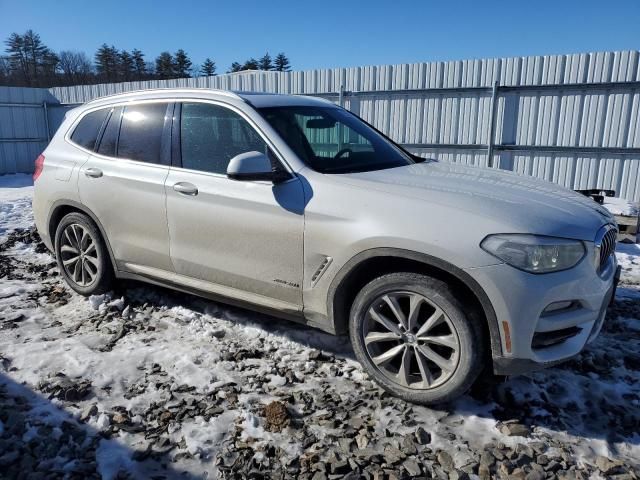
[324,247,503,358]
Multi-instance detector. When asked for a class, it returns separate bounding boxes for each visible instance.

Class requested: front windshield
[258,105,414,174]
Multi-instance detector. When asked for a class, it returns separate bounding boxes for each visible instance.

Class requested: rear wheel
[349,272,485,405]
[54,212,114,295]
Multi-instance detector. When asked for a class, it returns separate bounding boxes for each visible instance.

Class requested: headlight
[481,234,585,273]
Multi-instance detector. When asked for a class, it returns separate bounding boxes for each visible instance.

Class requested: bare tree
[58,50,93,84]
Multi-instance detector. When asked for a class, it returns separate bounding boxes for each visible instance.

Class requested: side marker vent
[311,256,332,287]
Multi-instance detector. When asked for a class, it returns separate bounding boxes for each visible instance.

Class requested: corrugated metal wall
[0,87,59,174]
[2,51,640,201]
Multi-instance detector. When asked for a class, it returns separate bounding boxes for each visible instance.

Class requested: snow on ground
[618,243,640,288]
[0,173,639,479]
[0,174,33,238]
[603,196,639,217]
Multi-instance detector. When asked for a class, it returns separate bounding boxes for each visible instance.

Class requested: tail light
[33,154,45,181]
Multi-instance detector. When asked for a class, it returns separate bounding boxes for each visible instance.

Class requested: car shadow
[0,371,206,479]
[114,278,355,358]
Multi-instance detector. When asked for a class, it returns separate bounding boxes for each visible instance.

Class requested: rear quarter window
[69,109,109,151]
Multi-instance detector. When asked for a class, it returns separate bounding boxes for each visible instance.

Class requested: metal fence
[0,86,59,174]
[2,50,640,200]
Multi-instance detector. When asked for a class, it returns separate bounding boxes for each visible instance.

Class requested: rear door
[164,101,305,311]
[76,101,174,272]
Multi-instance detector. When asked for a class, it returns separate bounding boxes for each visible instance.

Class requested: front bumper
[492,356,577,376]
[466,254,619,375]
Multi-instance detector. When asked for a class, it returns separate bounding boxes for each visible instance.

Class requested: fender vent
[311,256,332,287]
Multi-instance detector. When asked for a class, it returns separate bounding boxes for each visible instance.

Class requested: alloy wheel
[59,223,100,287]
[363,291,460,389]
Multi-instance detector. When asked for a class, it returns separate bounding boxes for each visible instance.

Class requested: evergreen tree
[242,58,259,70]
[131,49,146,80]
[174,49,192,78]
[5,33,28,83]
[274,52,291,72]
[118,50,134,80]
[258,52,273,71]
[95,44,119,82]
[201,57,216,76]
[1,30,295,87]
[0,56,11,85]
[155,51,175,79]
[23,30,53,83]
[5,30,57,85]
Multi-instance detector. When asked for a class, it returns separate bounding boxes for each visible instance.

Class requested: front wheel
[349,272,485,405]
[54,212,114,296]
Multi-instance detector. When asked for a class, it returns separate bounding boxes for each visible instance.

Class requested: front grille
[598,227,617,269]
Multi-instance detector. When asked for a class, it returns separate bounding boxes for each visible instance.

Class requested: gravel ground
[0,177,639,479]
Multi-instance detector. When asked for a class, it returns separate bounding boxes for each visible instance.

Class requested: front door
[165,101,305,311]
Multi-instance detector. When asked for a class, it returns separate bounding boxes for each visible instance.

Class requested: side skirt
[115,265,338,335]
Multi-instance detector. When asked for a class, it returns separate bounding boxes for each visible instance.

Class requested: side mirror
[226,151,291,183]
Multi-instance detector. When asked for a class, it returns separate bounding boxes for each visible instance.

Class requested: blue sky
[1,0,639,73]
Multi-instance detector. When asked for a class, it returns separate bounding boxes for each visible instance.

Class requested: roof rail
[85,88,242,105]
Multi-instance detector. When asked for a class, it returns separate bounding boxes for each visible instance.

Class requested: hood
[334,161,614,241]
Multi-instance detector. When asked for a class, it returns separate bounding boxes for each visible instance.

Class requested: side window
[96,107,122,157]
[180,102,267,174]
[117,103,169,163]
[70,108,109,151]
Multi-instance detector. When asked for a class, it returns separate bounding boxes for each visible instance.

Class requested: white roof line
[85,88,242,105]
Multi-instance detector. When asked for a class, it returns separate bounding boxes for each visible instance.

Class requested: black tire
[54,212,114,296]
[349,272,485,405]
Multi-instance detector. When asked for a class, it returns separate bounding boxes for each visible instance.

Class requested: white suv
[33,89,620,404]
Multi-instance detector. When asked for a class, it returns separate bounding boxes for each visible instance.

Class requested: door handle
[173,182,198,196]
[84,167,103,178]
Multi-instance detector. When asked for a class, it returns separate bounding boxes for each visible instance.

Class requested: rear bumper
[32,188,54,252]
[465,256,619,375]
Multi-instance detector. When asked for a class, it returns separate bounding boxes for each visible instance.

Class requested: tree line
[0,30,292,88]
